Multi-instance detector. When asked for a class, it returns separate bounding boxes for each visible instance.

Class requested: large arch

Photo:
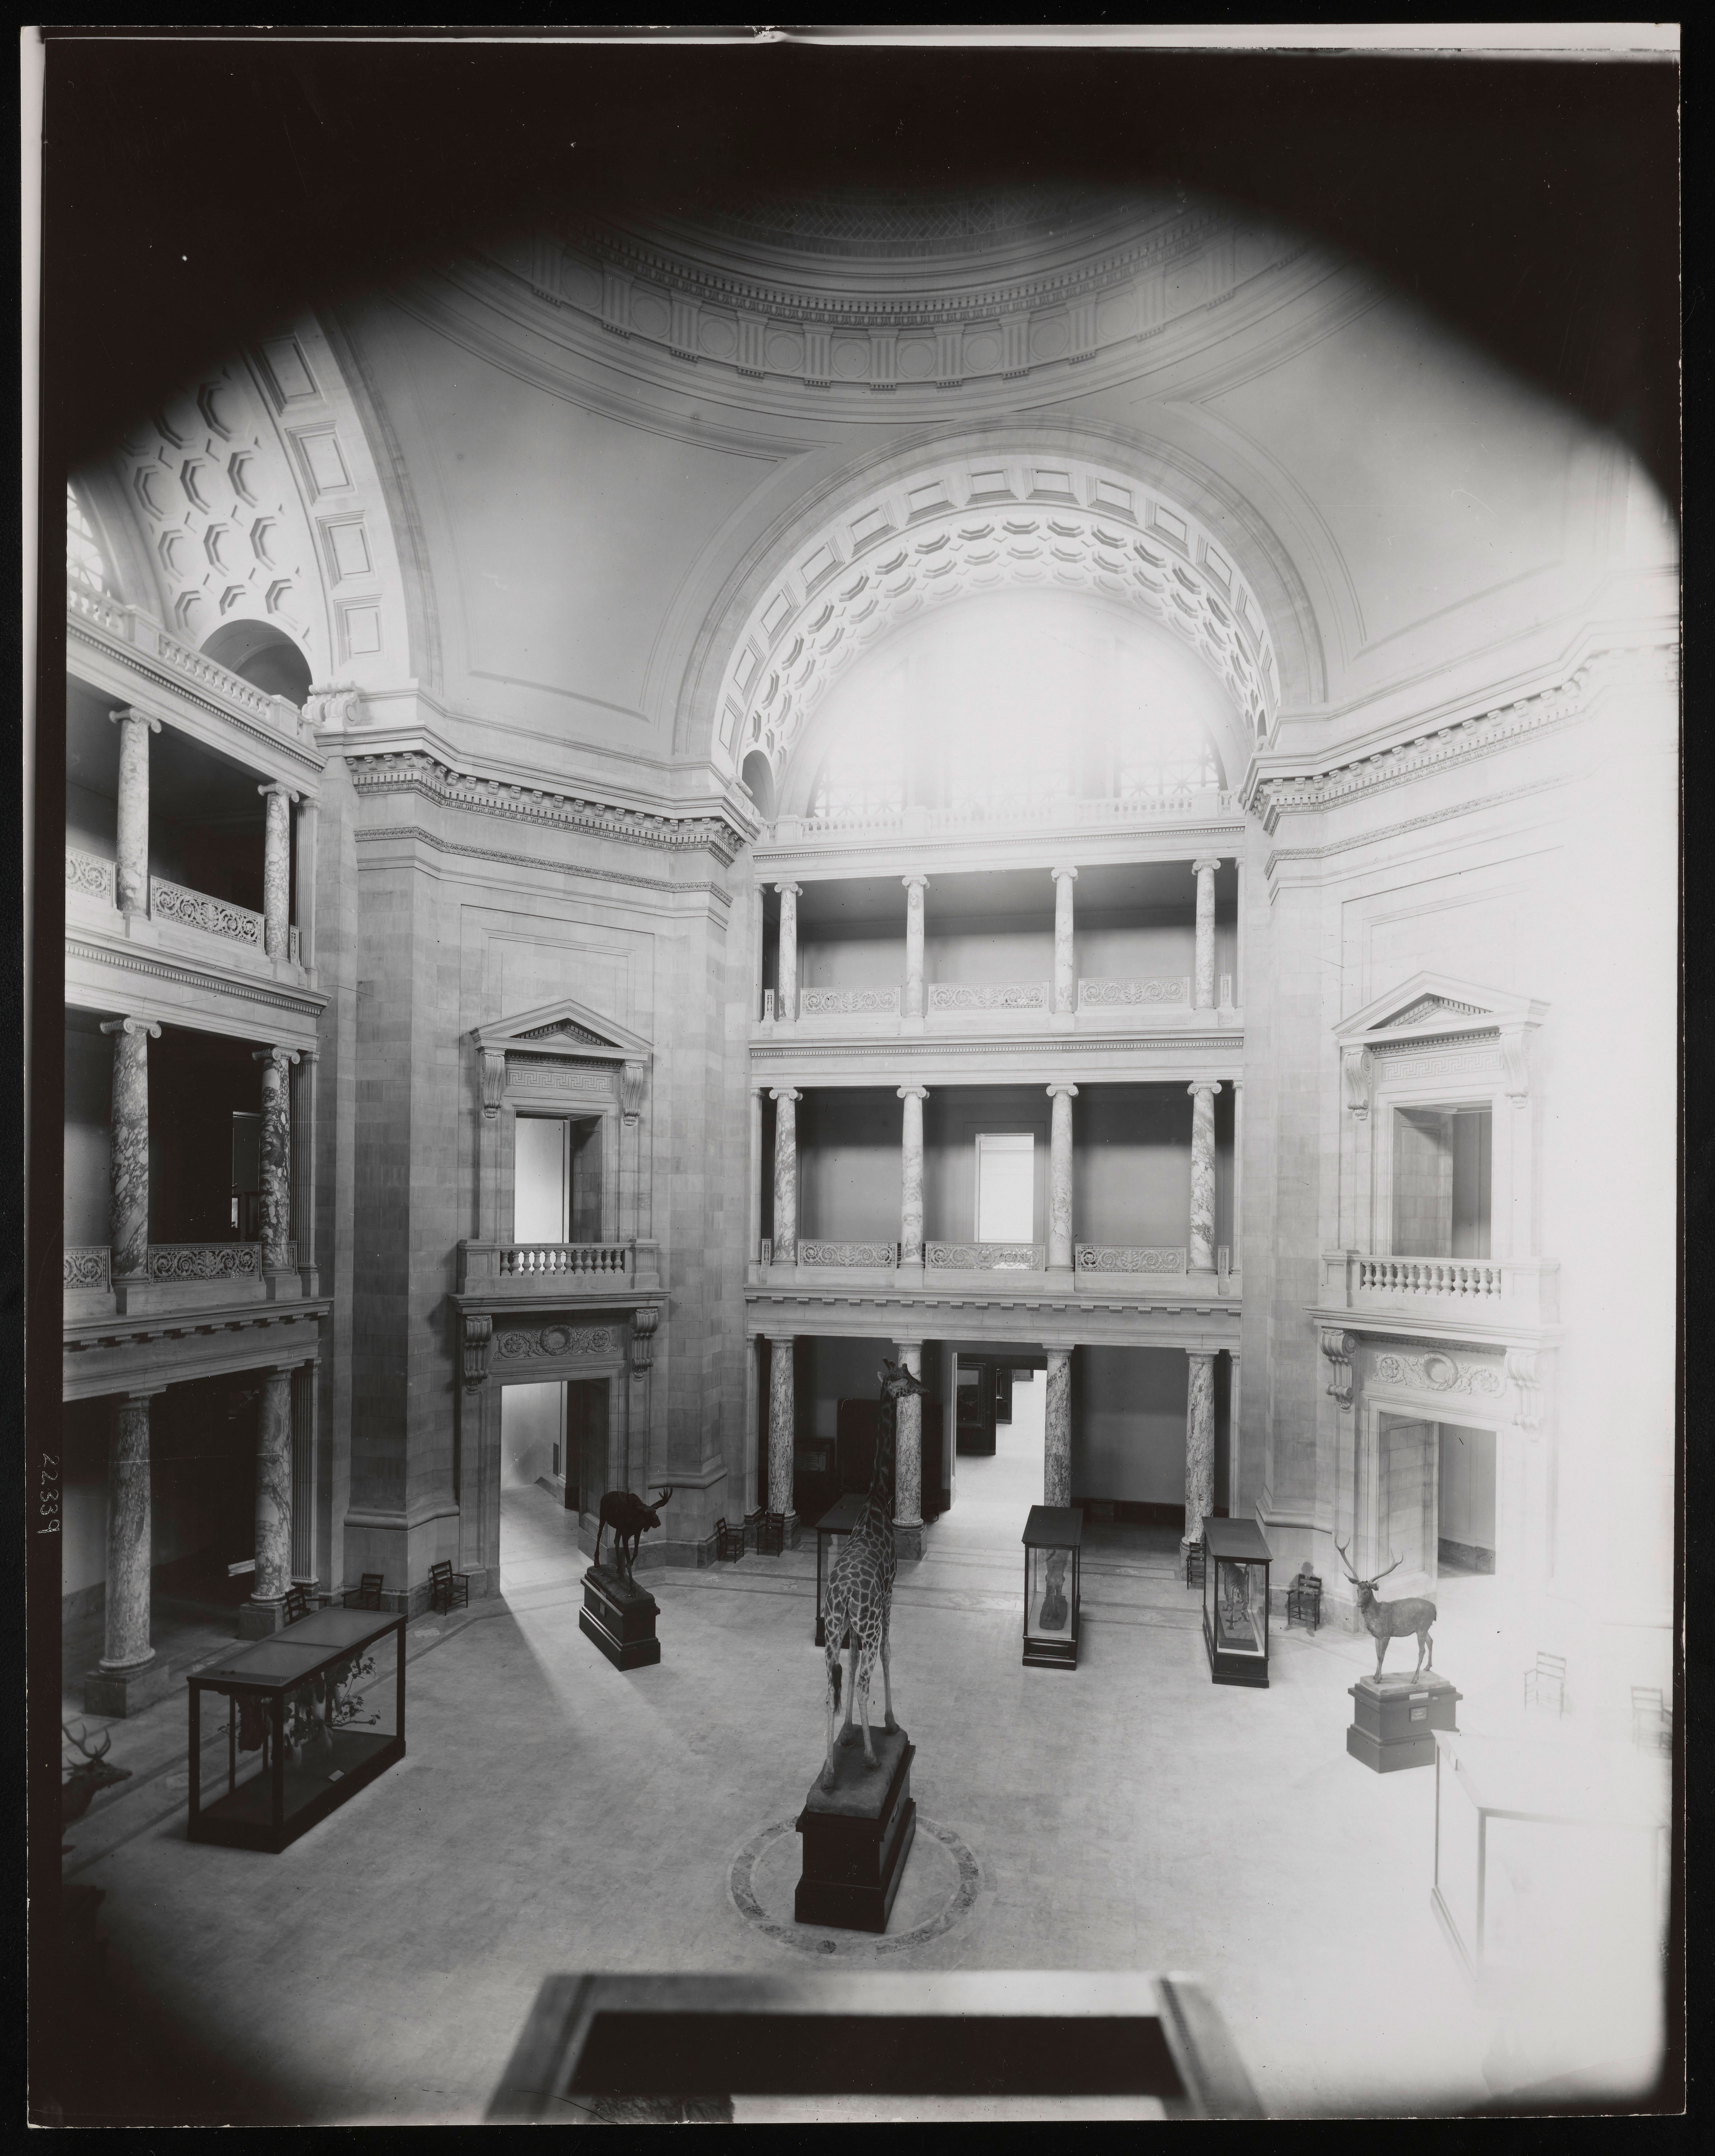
[679,421,1325,788]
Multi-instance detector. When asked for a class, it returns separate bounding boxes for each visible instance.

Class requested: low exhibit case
[186,1606,405,1853]
[1022,1505,1082,1669]
[1201,1519,1272,1687]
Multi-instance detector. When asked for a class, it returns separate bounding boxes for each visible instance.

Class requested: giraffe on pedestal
[820,1358,926,1792]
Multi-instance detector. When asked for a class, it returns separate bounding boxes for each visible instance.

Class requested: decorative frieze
[146,1242,263,1282]
[799,1241,896,1267]
[928,982,1048,1012]
[63,1246,111,1290]
[65,846,116,905]
[508,1064,614,1096]
[1076,1245,1188,1273]
[1370,1348,1506,1400]
[150,877,265,949]
[926,1242,1044,1270]
[799,986,901,1016]
[493,1321,624,1362]
[1077,976,1189,1008]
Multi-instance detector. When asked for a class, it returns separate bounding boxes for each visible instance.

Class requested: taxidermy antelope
[596,1486,674,1577]
[1334,1537,1437,1680]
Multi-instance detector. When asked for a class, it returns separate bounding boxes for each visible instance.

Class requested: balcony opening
[1391,1105,1491,1259]
[200,618,312,706]
[514,1114,603,1245]
[975,1131,1034,1244]
[149,726,270,916]
[231,1111,262,1241]
[149,1026,277,1247]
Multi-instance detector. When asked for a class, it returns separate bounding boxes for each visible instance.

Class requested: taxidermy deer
[62,1721,131,1852]
[1334,1537,1437,1680]
[596,1486,674,1577]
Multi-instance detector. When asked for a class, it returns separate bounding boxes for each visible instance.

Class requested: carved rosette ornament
[1320,1328,1359,1407]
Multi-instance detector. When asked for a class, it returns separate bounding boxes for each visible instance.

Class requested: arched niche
[201,620,314,705]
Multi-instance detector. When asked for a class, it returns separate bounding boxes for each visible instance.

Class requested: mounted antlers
[1333,1536,1402,1586]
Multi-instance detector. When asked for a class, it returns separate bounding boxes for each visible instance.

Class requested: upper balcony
[456,1238,663,1300]
[1318,1250,1559,1331]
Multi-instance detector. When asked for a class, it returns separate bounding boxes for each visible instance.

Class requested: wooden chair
[757,1510,786,1558]
[742,1507,766,1550]
[1285,1571,1323,1633]
[714,1517,745,1562]
[1523,1650,1567,1716]
[1185,1538,1206,1591]
[1631,1685,1671,1753]
[343,1573,385,1611]
[428,1560,469,1615]
[282,1584,312,1625]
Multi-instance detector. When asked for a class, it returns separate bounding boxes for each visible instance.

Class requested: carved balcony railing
[1321,1250,1559,1326]
[66,845,117,906]
[146,1242,265,1281]
[798,986,901,1018]
[1077,977,1192,1010]
[798,1241,898,1267]
[925,1241,1044,1270]
[780,791,1238,843]
[67,588,307,741]
[927,982,1049,1015]
[63,1246,111,1290]
[1076,1245,1189,1274]
[457,1238,662,1295]
[149,876,265,950]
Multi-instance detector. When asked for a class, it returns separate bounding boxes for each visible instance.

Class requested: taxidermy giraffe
[820,1358,926,1792]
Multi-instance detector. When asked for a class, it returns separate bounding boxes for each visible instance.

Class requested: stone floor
[51,1411,1670,2125]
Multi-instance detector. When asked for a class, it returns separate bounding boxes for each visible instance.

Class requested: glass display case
[812,1492,867,1646]
[1431,1729,1670,2000]
[1022,1505,1082,1669]
[1201,1519,1272,1687]
[187,1607,405,1852]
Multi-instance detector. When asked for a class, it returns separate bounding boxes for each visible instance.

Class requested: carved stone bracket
[1320,1327,1358,1406]
[1341,1045,1375,1119]
[620,1060,647,1124]
[1498,1024,1531,1107]
[480,1048,508,1119]
[463,1313,493,1391]
[1505,1347,1543,1431]
[630,1304,660,1372]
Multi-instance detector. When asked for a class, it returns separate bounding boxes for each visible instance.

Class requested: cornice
[752,808,1249,877]
[65,938,327,1023]
[749,1033,1243,1066]
[64,1299,331,1352]
[352,824,733,908]
[345,751,750,866]
[1263,776,1572,879]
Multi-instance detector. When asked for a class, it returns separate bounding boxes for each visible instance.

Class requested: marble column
[109,707,160,920]
[294,797,318,972]
[767,1334,797,1536]
[1183,1350,1216,1554]
[1046,1082,1078,1272]
[747,1084,765,1266]
[893,1341,924,1555]
[770,1087,801,1265]
[102,1016,160,1281]
[291,1361,317,1587]
[775,881,802,1026]
[902,873,929,1030]
[1044,1348,1072,1507]
[1187,1080,1221,1276]
[259,784,296,962]
[1192,856,1221,1011]
[1051,865,1078,1022]
[290,1048,317,1296]
[101,1389,162,1672]
[254,1047,299,1274]
[898,1084,928,1270]
[251,1367,295,1611]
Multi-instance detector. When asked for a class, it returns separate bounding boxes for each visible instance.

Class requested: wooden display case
[187,1607,405,1853]
[1201,1520,1272,1687]
[1022,1505,1082,1669]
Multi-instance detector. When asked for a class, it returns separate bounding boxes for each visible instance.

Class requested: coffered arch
[681,422,1323,791]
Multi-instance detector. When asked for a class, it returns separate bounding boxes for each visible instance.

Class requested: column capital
[774,881,802,899]
[901,873,930,894]
[119,1382,170,1403]
[1045,1080,1079,1100]
[769,1085,802,1104]
[100,1016,161,1040]
[1191,855,1223,877]
[1187,1079,1223,1099]
[293,1044,319,1067]
[892,1339,923,1358]
[254,1046,302,1069]
[1050,864,1079,884]
[109,706,161,734]
[258,781,301,803]
[896,1083,929,1102]
[1183,1346,1218,1366]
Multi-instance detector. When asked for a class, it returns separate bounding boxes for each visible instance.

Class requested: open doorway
[1437,1422,1497,1575]
[940,1348,1046,1550]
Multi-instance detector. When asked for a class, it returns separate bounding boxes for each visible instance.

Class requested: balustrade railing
[498,1242,632,1279]
[1076,1245,1189,1274]
[1356,1257,1502,1300]
[798,986,901,1017]
[798,1241,897,1267]
[150,876,265,949]
[63,1246,111,1290]
[68,588,304,738]
[1077,977,1191,1009]
[65,845,116,906]
[925,1241,1044,1270]
[927,982,1049,1014]
[784,791,1237,841]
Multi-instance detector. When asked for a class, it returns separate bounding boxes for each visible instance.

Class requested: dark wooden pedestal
[1346,1670,1461,1772]
[795,1725,916,1934]
[579,1565,661,1670]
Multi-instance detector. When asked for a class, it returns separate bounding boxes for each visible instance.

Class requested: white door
[975,1131,1034,1243]
[514,1116,570,1243]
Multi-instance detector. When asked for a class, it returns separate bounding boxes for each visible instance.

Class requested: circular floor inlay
[729,1814,982,1960]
